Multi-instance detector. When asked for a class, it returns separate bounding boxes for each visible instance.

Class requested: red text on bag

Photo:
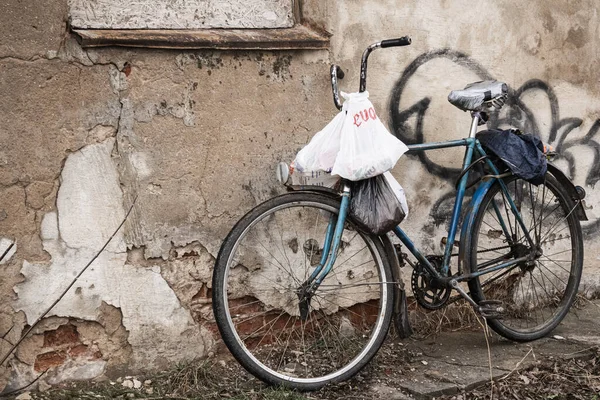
[353,107,378,127]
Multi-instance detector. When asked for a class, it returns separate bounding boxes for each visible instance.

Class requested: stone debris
[121,379,134,389]
[121,377,142,390]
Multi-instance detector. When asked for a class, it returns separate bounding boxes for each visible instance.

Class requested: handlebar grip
[380,36,412,48]
[335,65,345,79]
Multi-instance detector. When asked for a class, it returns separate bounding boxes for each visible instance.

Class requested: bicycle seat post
[468,113,481,138]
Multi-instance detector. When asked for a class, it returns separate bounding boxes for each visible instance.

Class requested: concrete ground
[370,299,600,399]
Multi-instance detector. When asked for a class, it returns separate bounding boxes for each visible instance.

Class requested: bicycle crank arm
[449,279,504,318]
[449,279,479,308]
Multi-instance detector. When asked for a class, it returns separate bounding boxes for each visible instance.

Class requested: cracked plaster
[3,0,600,393]
[113,51,330,260]
[13,139,213,379]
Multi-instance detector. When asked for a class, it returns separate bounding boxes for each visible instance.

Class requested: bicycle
[211,37,587,391]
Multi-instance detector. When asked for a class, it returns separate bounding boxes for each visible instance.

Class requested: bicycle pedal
[393,243,402,254]
[393,244,410,267]
[478,300,505,319]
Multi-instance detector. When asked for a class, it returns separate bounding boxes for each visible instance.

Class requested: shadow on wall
[388,49,600,237]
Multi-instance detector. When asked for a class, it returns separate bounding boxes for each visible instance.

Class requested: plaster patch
[129,152,152,179]
[69,0,294,29]
[109,65,127,93]
[1,359,36,395]
[46,359,107,385]
[0,238,16,264]
[14,139,211,376]
[40,213,59,241]
[88,125,117,144]
[57,139,125,252]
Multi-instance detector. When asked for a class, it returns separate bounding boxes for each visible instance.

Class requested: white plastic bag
[332,92,409,181]
[293,109,346,174]
[383,171,409,218]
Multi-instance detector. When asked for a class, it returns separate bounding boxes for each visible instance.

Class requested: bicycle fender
[381,236,413,339]
[458,178,496,273]
[547,163,588,221]
[287,185,341,197]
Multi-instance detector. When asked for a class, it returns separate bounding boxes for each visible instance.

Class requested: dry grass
[440,347,600,400]
[407,298,482,338]
[20,296,600,400]
[28,359,307,400]
[20,339,600,400]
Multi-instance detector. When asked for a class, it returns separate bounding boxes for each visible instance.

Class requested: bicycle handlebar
[380,36,412,48]
[330,65,345,110]
[330,36,412,108]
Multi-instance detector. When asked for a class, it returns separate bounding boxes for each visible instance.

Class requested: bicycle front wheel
[466,174,583,341]
[212,192,394,390]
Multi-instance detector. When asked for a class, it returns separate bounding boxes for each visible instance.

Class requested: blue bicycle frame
[304,113,535,300]
[309,41,540,301]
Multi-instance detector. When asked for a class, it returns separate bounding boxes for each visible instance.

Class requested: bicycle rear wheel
[466,174,583,341]
[212,192,394,390]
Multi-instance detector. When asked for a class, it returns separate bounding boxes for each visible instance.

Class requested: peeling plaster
[2,0,599,392]
[13,139,213,378]
[46,359,107,385]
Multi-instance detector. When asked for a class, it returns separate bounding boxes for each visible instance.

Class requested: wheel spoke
[467,175,582,340]
[213,194,392,388]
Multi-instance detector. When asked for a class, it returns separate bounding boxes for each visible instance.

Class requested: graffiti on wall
[388,49,600,236]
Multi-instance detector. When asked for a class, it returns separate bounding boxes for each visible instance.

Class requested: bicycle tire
[212,191,394,390]
[466,173,583,341]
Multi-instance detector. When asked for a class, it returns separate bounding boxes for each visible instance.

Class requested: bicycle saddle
[448,80,508,112]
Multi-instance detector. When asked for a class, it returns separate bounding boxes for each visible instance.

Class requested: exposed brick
[235,315,265,337]
[34,351,67,372]
[251,334,275,347]
[230,300,380,351]
[242,336,264,350]
[67,344,89,358]
[228,296,263,315]
[191,284,212,301]
[202,321,220,336]
[264,313,304,333]
[43,324,80,348]
[264,312,289,331]
[347,299,380,328]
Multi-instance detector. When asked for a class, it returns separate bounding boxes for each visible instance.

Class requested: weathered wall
[69,0,295,29]
[328,0,600,291]
[1,0,599,392]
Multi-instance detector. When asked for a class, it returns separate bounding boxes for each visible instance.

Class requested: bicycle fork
[296,184,351,320]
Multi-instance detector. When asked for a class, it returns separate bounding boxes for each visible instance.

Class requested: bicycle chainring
[411,255,452,310]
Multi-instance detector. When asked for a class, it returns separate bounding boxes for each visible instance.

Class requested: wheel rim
[221,200,390,384]
[472,177,580,334]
